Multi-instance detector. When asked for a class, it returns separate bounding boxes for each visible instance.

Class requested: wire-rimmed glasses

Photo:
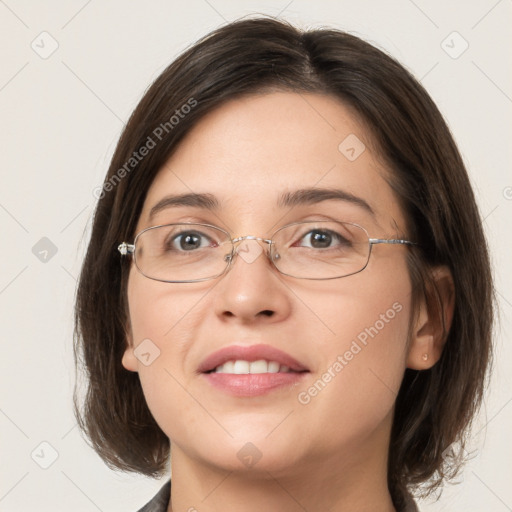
[117,221,415,283]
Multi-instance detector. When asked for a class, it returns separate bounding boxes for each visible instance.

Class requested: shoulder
[136,481,171,512]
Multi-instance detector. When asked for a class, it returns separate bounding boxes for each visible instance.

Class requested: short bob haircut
[73,16,494,508]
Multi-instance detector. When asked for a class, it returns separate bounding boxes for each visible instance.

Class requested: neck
[166,418,397,512]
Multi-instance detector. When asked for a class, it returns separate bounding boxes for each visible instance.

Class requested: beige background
[0,1,511,510]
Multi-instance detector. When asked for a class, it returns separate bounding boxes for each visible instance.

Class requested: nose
[213,238,292,324]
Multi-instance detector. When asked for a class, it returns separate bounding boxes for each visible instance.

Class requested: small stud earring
[422,353,429,361]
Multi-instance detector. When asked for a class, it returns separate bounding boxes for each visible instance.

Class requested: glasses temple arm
[369,238,415,246]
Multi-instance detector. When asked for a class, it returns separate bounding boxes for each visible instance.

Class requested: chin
[177,429,307,476]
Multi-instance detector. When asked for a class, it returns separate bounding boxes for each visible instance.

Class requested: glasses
[117,221,415,283]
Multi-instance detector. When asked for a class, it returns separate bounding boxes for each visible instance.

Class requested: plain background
[0,1,511,511]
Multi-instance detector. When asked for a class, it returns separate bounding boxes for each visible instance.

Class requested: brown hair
[73,16,494,507]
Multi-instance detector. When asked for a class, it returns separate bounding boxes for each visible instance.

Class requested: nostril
[260,310,274,317]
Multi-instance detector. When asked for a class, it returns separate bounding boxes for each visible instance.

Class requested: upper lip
[198,344,309,373]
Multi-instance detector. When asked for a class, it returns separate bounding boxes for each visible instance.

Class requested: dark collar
[137,481,171,512]
[136,480,419,512]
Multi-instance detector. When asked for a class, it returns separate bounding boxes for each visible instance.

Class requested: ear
[407,265,455,370]
[121,321,139,372]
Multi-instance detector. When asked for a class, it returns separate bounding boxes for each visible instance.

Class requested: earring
[422,353,429,361]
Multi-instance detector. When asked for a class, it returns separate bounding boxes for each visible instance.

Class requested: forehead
[138,92,405,233]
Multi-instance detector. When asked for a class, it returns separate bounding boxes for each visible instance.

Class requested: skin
[122,92,454,512]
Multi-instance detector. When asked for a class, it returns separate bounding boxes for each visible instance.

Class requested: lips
[199,344,309,397]
[198,344,309,374]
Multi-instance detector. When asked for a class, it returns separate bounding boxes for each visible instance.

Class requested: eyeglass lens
[132,222,371,282]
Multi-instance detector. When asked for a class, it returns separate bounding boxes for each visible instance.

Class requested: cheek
[126,267,205,348]
[296,259,412,445]
[126,271,208,439]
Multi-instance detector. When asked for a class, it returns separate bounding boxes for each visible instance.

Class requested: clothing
[137,481,170,512]
[136,480,419,511]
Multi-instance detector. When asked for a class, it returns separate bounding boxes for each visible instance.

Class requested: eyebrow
[148,187,374,221]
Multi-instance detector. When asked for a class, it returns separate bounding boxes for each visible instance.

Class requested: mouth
[199,344,309,397]
[206,359,298,374]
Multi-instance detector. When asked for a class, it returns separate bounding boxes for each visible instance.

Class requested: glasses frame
[117,221,416,283]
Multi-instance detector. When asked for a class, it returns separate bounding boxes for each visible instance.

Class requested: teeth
[214,360,292,374]
[222,361,235,373]
[233,360,249,374]
[249,360,268,374]
[268,361,280,373]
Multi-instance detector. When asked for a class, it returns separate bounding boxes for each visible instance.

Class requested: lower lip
[203,372,307,397]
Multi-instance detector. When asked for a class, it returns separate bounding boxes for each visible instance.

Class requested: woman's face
[123,91,415,477]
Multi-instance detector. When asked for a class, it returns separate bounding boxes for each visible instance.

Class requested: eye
[295,229,352,250]
[166,230,217,252]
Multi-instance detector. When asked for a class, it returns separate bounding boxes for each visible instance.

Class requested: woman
[74,17,494,511]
